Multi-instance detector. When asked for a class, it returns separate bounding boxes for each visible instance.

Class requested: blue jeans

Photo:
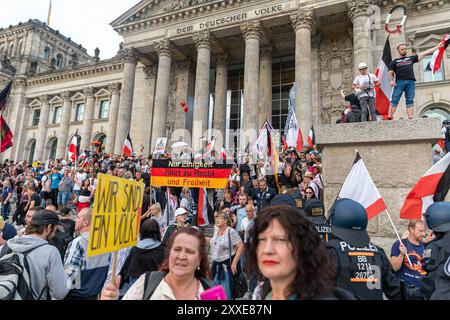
[58,191,71,207]
[2,202,10,221]
[391,79,416,108]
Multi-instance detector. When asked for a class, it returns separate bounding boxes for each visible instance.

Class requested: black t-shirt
[31,192,41,206]
[345,94,361,110]
[388,55,419,81]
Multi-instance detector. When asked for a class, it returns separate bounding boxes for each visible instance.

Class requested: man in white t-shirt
[74,169,87,197]
[352,62,380,122]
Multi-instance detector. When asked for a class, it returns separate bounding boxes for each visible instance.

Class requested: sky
[0,0,142,59]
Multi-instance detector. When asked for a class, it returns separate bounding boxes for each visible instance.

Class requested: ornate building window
[49,139,58,160]
[421,104,450,122]
[423,55,444,82]
[99,100,110,119]
[32,109,41,126]
[53,106,62,124]
[43,47,50,61]
[226,63,245,152]
[75,103,85,122]
[56,54,63,67]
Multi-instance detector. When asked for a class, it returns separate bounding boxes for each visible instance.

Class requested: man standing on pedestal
[388,42,444,120]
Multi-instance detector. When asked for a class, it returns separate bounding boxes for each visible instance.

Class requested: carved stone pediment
[112,0,220,28]
[414,34,445,49]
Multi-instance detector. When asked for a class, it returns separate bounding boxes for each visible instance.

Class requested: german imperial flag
[0,81,12,111]
[1,115,14,153]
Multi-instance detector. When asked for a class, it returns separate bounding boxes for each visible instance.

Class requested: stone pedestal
[316,118,442,253]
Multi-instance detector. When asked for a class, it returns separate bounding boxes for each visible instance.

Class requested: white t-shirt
[353,73,378,98]
[74,172,87,191]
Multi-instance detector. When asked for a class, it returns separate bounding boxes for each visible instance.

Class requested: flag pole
[384,209,413,266]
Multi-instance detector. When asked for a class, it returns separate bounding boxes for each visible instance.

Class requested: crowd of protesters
[0,143,449,301]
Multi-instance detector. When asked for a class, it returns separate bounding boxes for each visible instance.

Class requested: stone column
[34,95,50,161]
[259,45,272,129]
[81,87,95,151]
[214,55,228,150]
[192,30,213,149]
[114,48,138,155]
[348,0,373,73]
[240,20,261,151]
[5,77,27,161]
[291,9,314,144]
[151,39,173,149]
[56,92,72,159]
[106,83,121,155]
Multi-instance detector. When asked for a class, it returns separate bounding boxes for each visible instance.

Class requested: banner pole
[111,251,118,283]
[384,209,413,266]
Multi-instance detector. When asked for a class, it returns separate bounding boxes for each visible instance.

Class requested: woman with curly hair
[247,205,339,300]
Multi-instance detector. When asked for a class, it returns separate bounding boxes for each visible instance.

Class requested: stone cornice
[240,20,261,41]
[26,59,123,86]
[347,0,371,20]
[114,0,253,36]
[376,0,450,11]
[290,8,314,31]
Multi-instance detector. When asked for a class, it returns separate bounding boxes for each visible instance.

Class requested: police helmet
[329,198,370,247]
[304,199,326,225]
[425,202,450,233]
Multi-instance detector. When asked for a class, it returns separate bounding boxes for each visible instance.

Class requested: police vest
[429,232,450,300]
[326,239,385,300]
[421,237,444,299]
[313,224,333,242]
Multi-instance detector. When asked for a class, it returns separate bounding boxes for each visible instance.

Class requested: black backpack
[142,271,214,300]
[0,244,49,300]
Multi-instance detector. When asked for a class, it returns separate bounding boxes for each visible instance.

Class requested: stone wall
[317,118,442,253]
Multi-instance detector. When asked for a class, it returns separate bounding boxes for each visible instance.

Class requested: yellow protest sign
[88,174,145,257]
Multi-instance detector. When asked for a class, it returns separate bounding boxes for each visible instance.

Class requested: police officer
[430,232,450,299]
[421,201,450,299]
[304,199,332,241]
[325,198,402,300]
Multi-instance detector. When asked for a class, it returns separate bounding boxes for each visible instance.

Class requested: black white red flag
[426,34,450,74]
[338,152,387,219]
[375,37,393,119]
[123,133,133,157]
[0,81,12,111]
[197,188,210,227]
[307,126,315,149]
[400,152,450,220]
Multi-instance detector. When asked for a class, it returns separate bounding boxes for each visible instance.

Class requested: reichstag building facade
[1,0,449,162]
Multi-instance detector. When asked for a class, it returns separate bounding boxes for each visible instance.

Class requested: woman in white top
[101,227,213,300]
[209,211,244,300]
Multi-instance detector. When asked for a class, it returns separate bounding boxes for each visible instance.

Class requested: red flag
[122,133,133,157]
[281,135,288,151]
[401,152,450,220]
[375,37,393,119]
[0,115,14,153]
[68,136,78,161]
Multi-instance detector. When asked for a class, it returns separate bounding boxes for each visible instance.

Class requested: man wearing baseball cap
[0,209,69,300]
[161,207,188,246]
[352,62,380,122]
